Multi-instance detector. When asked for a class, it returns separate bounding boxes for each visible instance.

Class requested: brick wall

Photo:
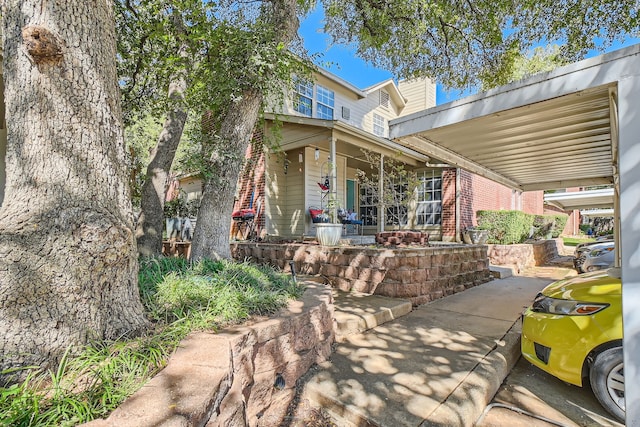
[441,169,457,238]
[231,131,267,239]
[231,242,492,307]
[442,169,545,240]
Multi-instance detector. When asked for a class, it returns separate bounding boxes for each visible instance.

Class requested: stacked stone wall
[232,243,492,306]
[487,239,561,273]
[84,282,334,427]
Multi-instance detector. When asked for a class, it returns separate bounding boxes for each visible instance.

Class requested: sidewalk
[300,270,565,426]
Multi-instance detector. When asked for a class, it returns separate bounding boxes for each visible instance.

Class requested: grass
[0,258,302,426]
[563,236,596,247]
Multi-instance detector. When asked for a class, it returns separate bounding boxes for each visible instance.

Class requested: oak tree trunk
[190,0,299,260]
[135,77,188,257]
[0,1,149,379]
[190,90,262,261]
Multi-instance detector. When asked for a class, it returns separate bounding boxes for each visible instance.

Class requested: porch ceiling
[391,85,615,192]
[389,45,640,193]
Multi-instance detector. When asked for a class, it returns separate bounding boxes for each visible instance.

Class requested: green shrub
[579,224,590,234]
[476,210,534,244]
[550,214,568,237]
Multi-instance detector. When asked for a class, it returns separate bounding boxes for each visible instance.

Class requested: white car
[582,244,616,272]
[574,241,614,273]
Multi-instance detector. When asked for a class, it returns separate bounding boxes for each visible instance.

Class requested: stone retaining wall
[84,282,334,427]
[487,239,562,274]
[232,243,492,306]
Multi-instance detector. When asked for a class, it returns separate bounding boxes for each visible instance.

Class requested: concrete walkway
[301,269,568,426]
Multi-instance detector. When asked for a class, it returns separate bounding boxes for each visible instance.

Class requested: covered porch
[259,115,447,240]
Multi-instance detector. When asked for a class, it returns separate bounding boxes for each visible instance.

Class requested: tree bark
[190,0,299,261]
[135,77,188,257]
[190,90,263,261]
[0,1,149,379]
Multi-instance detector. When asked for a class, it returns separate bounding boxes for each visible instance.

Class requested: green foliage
[124,116,163,208]
[477,210,569,244]
[322,0,639,89]
[476,210,534,244]
[531,214,568,239]
[0,258,301,426]
[510,45,570,81]
[563,236,596,247]
[579,223,592,234]
[550,214,568,238]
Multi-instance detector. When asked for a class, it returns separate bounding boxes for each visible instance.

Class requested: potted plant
[463,226,489,244]
[316,196,343,246]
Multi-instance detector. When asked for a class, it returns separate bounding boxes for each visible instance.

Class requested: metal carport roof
[388,47,640,192]
[389,44,640,421]
[544,188,614,211]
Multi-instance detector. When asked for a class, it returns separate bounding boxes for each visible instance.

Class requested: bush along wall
[476,210,568,244]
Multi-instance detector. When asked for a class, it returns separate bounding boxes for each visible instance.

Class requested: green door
[346,179,356,213]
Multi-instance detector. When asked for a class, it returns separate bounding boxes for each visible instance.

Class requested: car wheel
[590,347,625,422]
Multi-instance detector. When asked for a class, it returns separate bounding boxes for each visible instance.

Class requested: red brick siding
[231,130,267,238]
[522,191,544,215]
[441,169,457,237]
[441,169,544,240]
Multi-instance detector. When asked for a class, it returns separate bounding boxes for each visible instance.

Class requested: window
[386,181,408,227]
[359,185,378,227]
[416,170,442,225]
[294,79,313,117]
[316,85,335,119]
[373,113,386,137]
[379,90,390,108]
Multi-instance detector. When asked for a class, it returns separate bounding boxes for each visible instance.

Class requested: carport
[389,44,640,422]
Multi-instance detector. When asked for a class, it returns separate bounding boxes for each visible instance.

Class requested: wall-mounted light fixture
[283,159,290,175]
[299,152,303,163]
[314,147,320,161]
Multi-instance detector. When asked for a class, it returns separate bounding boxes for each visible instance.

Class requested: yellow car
[521,270,624,422]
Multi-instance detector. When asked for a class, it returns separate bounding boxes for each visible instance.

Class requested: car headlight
[532,293,609,315]
[588,247,614,257]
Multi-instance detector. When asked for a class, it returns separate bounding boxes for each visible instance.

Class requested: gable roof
[364,79,407,109]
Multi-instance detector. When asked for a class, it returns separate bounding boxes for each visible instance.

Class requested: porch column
[378,154,384,232]
[455,168,461,242]
[618,72,640,424]
[330,137,337,222]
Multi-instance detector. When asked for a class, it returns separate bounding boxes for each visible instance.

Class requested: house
[180,67,545,242]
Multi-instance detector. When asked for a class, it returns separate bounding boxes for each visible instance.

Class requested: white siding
[283,150,306,236]
[304,147,347,235]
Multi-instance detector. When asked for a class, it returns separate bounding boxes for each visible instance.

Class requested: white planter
[316,223,343,246]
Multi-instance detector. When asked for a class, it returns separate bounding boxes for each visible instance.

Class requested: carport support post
[330,137,337,222]
[618,74,640,425]
[378,154,384,233]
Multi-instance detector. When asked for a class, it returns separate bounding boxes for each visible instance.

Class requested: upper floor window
[316,85,335,120]
[379,90,390,108]
[373,113,386,137]
[294,79,313,117]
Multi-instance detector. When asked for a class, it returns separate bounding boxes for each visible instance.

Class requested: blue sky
[298,5,640,105]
